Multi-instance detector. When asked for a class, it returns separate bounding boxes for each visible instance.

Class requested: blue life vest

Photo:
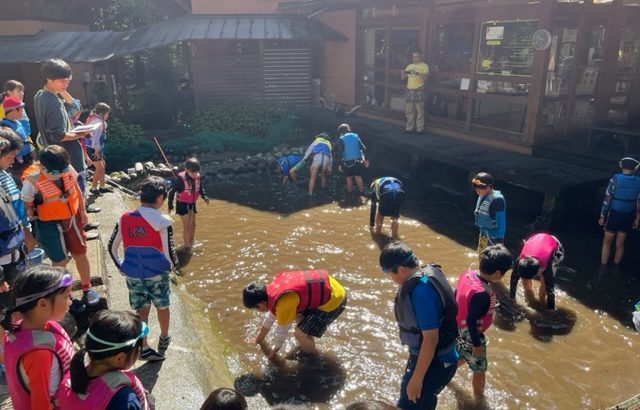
[340,133,363,162]
[611,173,640,213]
[277,155,302,176]
[394,264,458,354]
[372,177,403,200]
[311,137,332,156]
[120,211,171,279]
[474,190,506,238]
[0,118,32,158]
[0,187,24,256]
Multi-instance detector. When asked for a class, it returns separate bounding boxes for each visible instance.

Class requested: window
[546,26,578,96]
[477,20,538,77]
[431,23,475,73]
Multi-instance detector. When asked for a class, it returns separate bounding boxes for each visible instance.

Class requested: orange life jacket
[27,170,80,221]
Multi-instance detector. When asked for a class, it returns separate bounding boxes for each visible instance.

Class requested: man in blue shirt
[380,241,458,410]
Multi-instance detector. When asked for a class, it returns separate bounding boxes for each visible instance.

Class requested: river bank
[87,191,233,409]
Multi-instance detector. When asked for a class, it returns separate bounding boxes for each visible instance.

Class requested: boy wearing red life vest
[109,176,179,362]
[242,270,346,359]
[455,244,513,398]
[167,157,209,248]
[510,233,564,310]
[20,145,98,305]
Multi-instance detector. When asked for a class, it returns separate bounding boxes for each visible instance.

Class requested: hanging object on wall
[533,29,552,51]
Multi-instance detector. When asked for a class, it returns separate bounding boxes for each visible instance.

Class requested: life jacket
[340,133,363,162]
[519,233,559,271]
[4,321,75,410]
[0,186,24,256]
[311,137,332,157]
[58,369,150,410]
[83,114,106,150]
[474,190,505,238]
[21,162,40,182]
[371,177,403,201]
[120,210,171,279]
[26,171,80,222]
[455,270,496,334]
[176,171,200,204]
[277,155,302,176]
[267,270,332,314]
[611,173,640,213]
[394,264,458,354]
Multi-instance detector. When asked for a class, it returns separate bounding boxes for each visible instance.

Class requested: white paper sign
[460,78,471,91]
[486,26,504,41]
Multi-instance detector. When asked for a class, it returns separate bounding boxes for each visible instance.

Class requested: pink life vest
[3,321,75,410]
[519,233,559,271]
[455,270,497,333]
[57,369,150,410]
[267,270,332,314]
[176,171,200,204]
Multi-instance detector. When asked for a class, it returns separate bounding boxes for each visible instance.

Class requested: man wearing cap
[1,97,34,183]
[242,270,346,359]
[290,133,333,195]
[472,172,506,256]
[599,156,640,268]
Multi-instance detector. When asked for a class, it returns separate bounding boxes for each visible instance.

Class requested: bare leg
[375,213,384,234]
[601,231,615,265]
[522,278,535,302]
[189,211,197,246]
[156,307,170,338]
[614,231,628,264]
[472,371,486,397]
[289,170,298,183]
[539,277,547,305]
[97,160,106,188]
[320,169,328,190]
[71,252,91,288]
[354,176,364,194]
[137,305,152,347]
[345,176,353,193]
[294,328,318,354]
[308,166,319,195]
[179,214,191,247]
[391,218,399,238]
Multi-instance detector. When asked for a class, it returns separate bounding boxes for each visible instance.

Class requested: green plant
[105,118,155,172]
[189,103,295,137]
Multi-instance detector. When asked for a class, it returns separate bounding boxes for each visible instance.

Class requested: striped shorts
[297,298,347,338]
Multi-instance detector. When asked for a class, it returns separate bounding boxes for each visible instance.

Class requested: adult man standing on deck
[401,51,429,134]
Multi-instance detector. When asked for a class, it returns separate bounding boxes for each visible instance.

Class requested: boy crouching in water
[455,244,513,397]
[109,176,179,361]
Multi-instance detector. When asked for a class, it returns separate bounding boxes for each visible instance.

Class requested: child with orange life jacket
[242,270,346,358]
[20,145,99,305]
[455,244,513,398]
[58,310,152,410]
[2,266,74,410]
[108,176,179,362]
[167,158,209,248]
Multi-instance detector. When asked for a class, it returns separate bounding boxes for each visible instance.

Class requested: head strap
[87,322,149,353]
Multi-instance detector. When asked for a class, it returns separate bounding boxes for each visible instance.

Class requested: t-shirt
[405,62,429,90]
[410,277,458,364]
[33,90,85,173]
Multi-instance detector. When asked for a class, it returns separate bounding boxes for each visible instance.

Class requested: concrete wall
[191,0,280,14]
[0,20,88,36]
[316,10,357,105]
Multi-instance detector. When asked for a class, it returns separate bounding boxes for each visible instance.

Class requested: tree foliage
[91,0,183,31]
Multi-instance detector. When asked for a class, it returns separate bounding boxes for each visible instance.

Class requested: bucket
[27,248,45,264]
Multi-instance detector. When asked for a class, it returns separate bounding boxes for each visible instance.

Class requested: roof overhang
[279,0,423,12]
[0,14,346,64]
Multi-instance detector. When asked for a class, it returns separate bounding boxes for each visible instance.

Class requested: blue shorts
[605,210,635,233]
[125,275,171,311]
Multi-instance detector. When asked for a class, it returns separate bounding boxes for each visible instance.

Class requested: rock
[134,162,144,174]
[158,163,168,170]
[129,172,138,180]
[127,168,136,176]
[120,174,131,183]
[149,168,163,177]
[144,161,155,170]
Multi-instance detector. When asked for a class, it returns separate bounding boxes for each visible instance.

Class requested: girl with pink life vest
[2,266,74,410]
[509,233,564,310]
[58,310,151,410]
[167,158,209,248]
[455,244,513,398]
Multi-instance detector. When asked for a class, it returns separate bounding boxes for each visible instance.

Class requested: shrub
[105,118,155,172]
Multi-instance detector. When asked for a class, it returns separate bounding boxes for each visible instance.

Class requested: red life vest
[3,321,75,410]
[455,270,496,333]
[176,171,200,204]
[120,210,171,279]
[519,233,559,271]
[58,369,150,410]
[266,270,332,314]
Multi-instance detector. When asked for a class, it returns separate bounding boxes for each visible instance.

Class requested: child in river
[168,158,209,248]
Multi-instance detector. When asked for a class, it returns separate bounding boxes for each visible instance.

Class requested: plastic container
[27,248,45,264]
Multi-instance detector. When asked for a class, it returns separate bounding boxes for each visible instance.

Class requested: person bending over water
[290,133,333,195]
[274,154,303,184]
[243,270,346,358]
[369,177,405,238]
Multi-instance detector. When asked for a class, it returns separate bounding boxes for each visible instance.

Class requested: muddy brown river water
[173,174,640,409]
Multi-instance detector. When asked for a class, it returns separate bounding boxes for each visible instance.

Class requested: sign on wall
[477,20,538,77]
